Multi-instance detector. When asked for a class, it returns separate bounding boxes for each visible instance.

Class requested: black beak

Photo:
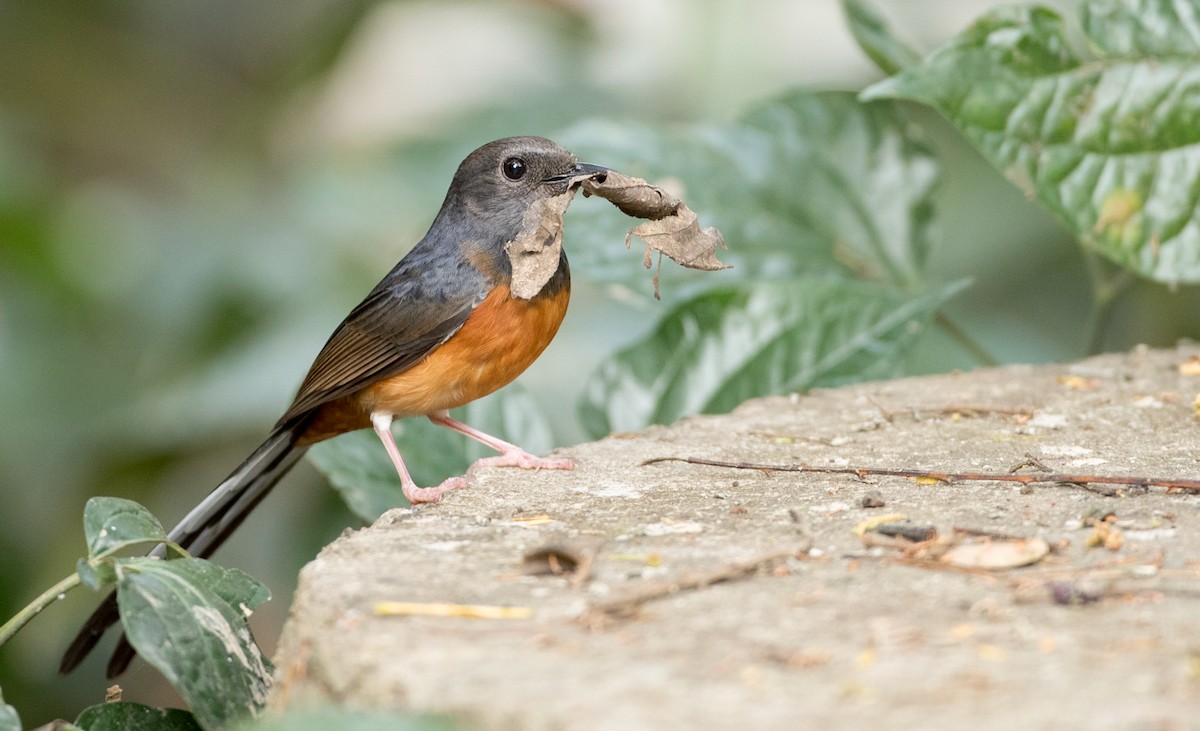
[544,162,609,184]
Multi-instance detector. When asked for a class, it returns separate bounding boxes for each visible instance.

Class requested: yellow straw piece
[373,601,533,620]
[853,513,908,536]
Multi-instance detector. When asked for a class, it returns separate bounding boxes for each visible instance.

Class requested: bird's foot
[403,475,470,504]
[469,449,575,473]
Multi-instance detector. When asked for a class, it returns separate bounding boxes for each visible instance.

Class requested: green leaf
[230,708,463,731]
[83,497,167,558]
[563,89,940,294]
[307,385,555,518]
[76,702,202,731]
[0,686,20,731]
[842,0,921,75]
[116,558,272,731]
[862,2,1200,284]
[739,92,939,289]
[1082,0,1200,57]
[76,556,117,591]
[579,278,967,437]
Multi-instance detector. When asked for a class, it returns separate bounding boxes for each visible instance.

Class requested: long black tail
[59,418,311,677]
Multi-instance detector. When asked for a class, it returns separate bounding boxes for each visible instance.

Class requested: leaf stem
[1084,252,1132,354]
[934,311,997,366]
[0,572,82,648]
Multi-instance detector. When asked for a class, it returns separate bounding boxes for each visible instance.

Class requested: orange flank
[300,283,569,443]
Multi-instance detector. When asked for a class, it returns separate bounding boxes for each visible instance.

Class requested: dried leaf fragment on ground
[941,537,1050,570]
[582,170,730,298]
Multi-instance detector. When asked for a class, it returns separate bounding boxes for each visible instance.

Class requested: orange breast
[300,283,569,443]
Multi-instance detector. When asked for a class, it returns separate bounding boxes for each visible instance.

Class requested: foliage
[115,559,271,730]
[0,498,270,731]
[0,690,453,731]
[862,0,1200,284]
[562,92,941,293]
[75,703,202,731]
[842,0,921,75]
[579,279,966,435]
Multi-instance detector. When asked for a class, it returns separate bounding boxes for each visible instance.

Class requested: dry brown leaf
[1178,355,1200,377]
[582,170,730,298]
[940,537,1049,570]
[505,188,576,299]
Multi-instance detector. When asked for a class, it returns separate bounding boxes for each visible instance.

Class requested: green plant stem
[0,572,81,648]
[934,311,998,367]
[1084,252,1132,355]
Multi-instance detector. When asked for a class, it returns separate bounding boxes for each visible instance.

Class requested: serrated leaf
[307,385,555,518]
[579,278,967,437]
[563,89,940,295]
[842,0,921,75]
[76,702,202,731]
[863,1,1200,284]
[116,558,272,731]
[83,497,167,558]
[0,686,20,731]
[230,708,463,731]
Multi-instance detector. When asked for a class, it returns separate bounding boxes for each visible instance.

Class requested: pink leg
[371,413,468,503]
[428,410,575,472]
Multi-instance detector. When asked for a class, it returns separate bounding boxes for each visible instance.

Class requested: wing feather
[276,256,490,424]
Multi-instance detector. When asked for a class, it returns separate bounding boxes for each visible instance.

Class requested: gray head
[437,136,607,233]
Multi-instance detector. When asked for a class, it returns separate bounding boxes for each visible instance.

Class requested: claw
[470,451,575,473]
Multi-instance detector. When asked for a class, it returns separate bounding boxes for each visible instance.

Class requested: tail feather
[59,420,310,677]
[168,424,309,560]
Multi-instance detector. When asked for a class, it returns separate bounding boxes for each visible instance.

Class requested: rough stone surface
[269,344,1200,730]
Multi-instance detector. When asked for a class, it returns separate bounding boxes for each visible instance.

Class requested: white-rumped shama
[61,136,608,677]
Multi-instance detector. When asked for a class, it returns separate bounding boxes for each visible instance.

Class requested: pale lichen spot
[1094,188,1142,235]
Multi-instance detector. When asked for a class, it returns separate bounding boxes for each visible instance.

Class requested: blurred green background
[2,0,1197,725]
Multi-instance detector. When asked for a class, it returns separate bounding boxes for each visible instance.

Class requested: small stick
[868,400,1034,422]
[1008,453,1053,474]
[641,457,1200,494]
[587,543,810,621]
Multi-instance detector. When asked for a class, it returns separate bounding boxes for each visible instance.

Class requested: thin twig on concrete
[642,457,1200,494]
[585,542,811,624]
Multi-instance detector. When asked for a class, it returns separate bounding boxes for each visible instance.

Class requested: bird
[60,135,608,677]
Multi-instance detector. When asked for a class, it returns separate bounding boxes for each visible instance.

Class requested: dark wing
[276,258,488,424]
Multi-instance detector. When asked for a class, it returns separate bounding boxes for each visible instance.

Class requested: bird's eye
[501,157,527,181]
